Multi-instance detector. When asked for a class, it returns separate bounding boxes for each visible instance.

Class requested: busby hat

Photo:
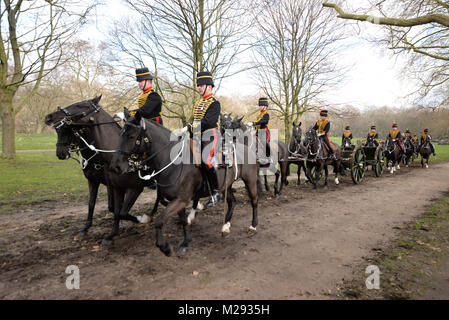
[371,125,376,130]
[258,97,269,107]
[196,71,214,87]
[135,67,153,81]
[320,109,328,117]
[345,126,350,130]
[405,128,410,133]
[392,123,398,128]
[424,128,429,133]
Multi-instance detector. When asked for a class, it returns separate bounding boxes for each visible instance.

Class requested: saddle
[322,141,339,152]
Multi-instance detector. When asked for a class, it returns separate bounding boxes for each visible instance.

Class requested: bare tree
[253,0,347,143]
[0,0,95,158]
[108,0,254,125]
[323,0,449,108]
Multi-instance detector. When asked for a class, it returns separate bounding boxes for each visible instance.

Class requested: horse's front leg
[155,199,189,256]
[77,179,100,239]
[120,187,145,224]
[264,173,270,192]
[103,188,125,247]
[273,169,280,197]
[176,208,192,257]
[221,187,237,237]
[324,163,329,186]
[334,160,340,185]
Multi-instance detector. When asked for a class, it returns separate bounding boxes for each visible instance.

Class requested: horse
[341,135,355,151]
[302,127,341,190]
[419,135,432,168]
[44,95,165,245]
[402,136,415,167]
[110,110,260,256]
[385,136,403,174]
[220,115,289,197]
[286,122,309,186]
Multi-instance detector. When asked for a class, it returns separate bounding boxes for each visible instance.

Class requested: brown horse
[110,110,260,256]
[221,115,289,197]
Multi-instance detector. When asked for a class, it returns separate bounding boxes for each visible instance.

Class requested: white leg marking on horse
[426,163,429,168]
[221,222,231,234]
[390,167,394,174]
[196,201,204,211]
[137,215,149,224]
[187,208,196,225]
[249,225,257,232]
[335,177,339,185]
[397,164,400,170]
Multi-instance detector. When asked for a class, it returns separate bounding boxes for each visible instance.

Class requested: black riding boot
[205,167,221,207]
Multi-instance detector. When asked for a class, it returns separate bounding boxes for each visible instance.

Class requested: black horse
[48,123,115,239]
[402,136,415,167]
[286,122,309,186]
[303,127,341,189]
[221,115,289,197]
[419,135,432,168]
[110,110,260,256]
[45,95,164,245]
[385,136,403,174]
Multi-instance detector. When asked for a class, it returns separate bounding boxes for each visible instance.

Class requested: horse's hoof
[137,215,149,224]
[275,193,280,198]
[221,222,231,237]
[285,180,289,186]
[102,239,113,248]
[74,231,87,241]
[158,242,172,257]
[176,246,188,257]
[248,226,257,237]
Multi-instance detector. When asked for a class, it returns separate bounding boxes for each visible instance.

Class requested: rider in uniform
[116,67,163,125]
[313,109,336,159]
[388,123,404,153]
[185,71,221,207]
[341,126,353,146]
[247,97,271,164]
[367,125,379,147]
[420,128,436,156]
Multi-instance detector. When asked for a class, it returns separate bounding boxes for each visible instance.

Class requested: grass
[339,192,449,299]
[0,133,57,150]
[0,151,107,214]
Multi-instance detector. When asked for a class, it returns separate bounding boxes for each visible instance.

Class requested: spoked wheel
[375,147,385,177]
[350,147,365,184]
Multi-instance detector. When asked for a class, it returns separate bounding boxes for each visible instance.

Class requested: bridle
[117,120,188,187]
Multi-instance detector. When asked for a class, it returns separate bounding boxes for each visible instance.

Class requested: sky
[82,0,418,110]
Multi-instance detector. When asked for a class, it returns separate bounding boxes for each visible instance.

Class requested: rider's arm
[255,113,269,126]
[133,92,162,118]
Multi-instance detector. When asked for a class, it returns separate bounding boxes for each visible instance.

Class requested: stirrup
[206,191,220,207]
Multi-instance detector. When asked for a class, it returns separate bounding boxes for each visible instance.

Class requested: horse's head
[45,95,103,129]
[220,113,233,132]
[303,127,318,152]
[291,122,302,142]
[366,135,375,147]
[342,135,352,149]
[45,95,103,160]
[110,109,149,174]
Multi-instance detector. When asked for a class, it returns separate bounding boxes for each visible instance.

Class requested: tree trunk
[284,117,291,145]
[1,111,16,159]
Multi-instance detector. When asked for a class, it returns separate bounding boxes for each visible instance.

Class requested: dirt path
[1,162,449,299]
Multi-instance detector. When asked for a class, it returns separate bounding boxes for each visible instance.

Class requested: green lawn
[0,151,104,214]
[0,133,57,150]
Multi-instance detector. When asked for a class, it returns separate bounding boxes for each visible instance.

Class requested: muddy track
[1,162,449,299]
